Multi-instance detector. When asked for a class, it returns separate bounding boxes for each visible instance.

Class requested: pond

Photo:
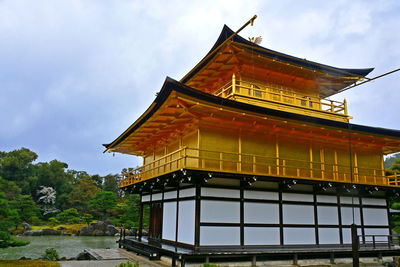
[0,236,119,260]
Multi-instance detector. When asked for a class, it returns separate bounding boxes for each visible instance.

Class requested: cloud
[0,0,399,174]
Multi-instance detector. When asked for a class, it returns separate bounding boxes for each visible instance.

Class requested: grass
[0,260,60,267]
[31,223,87,235]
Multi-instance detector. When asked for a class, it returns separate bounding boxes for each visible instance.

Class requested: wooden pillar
[354,152,359,183]
[197,129,201,168]
[240,181,244,246]
[138,194,143,241]
[175,184,180,245]
[194,185,201,247]
[320,148,325,180]
[309,144,313,178]
[238,131,242,172]
[276,137,280,175]
[334,150,338,180]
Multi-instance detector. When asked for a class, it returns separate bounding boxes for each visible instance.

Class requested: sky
[1,0,400,176]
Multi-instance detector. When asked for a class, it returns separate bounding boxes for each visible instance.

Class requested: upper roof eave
[104,77,400,152]
[180,25,374,88]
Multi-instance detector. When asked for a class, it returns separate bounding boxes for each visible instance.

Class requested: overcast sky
[1,0,400,176]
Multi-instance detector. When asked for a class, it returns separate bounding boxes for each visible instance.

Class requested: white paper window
[317,206,338,225]
[142,194,150,202]
[363,208,388,226]
[201,188,240,198]
[244,190,278,200]
[282,193,313,202]
[283,204,314,224]
[178,200,195,244]
[200,226,240,245]
[244,203,279,224]
[201,200,240,223]
[244,227,280,245]
[362,198,387,206]
[317,195,337,203]
[162,201,176,241]
[341,207,361,225]
[284,228,315,244]
[318,228,340,244]
[180,187,195,198]
[164,190,177,200]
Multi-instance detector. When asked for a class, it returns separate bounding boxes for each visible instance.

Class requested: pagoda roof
[181,25,374,97]
[104,77,400,154]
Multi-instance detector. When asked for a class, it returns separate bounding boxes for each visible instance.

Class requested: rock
[21,222,32,231]
[19,256,31,260]
[104,219,112,226]
[105,225,119,236]
[76,251,91,260]
[41,228,61,235]
[93,229,104,236]
[91,221,107,232]
[79,226,92,236]
[23,230,42,236]
[57,226,67,230]
[60,256,67,261]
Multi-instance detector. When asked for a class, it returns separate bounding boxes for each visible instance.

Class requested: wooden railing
[213,77,348,116]
[120,147,400,188]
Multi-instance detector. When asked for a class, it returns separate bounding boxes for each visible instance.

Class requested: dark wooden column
[138,193,143,241]
[194,184,201,247]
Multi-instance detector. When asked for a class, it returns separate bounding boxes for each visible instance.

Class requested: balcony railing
[213,76,348,116]
[120,147,399,188]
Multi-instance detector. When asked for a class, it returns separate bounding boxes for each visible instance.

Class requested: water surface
[0,236,118,260]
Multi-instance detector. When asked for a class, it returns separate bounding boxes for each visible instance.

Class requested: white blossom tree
[37,186,59,215]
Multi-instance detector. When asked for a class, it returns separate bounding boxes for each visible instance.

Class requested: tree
[37,186,59,216]
[89,191,117,220]
[0,193,28,248]
[82,213,93,226]
[67,178,101,213]
[114,194,140,228]
[9,194,39,224]
[103,174,121,196]
[0,177,21,200]
[390,160,400,173]
[56,208,80,224]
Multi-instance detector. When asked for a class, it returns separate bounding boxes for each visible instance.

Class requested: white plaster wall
[341,207,361,225]
[162,201,176,241]
[284,228,315,244]
[164,190,177,200]
[178,200,195,244]
[244,190,278,200]
[200,226,240,245]
[318,228,340,244]
[363,208,388,226]
[201,200,240,223]
[142,194,150,202]
[152,192,162,201]
[180,188,195,198]
[283,204,314,224]
[244,203,279,224]
[282,193,313,202]
[317,206,339,225]
[317,195,337,203]
[244,227,280,245]
[201,188,240,198]
[362,198,387,206]
[340,196,359,204]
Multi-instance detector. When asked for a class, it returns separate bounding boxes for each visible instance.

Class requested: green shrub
[42,248,60,261]
[203,263,218,267]
[116,261,139,267]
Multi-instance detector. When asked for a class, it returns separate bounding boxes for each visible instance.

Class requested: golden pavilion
[104,22,400,265]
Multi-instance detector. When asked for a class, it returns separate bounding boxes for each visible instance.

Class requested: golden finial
[248,36,262,45]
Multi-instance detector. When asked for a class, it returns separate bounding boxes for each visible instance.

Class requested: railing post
[283,160,286,176]
[184,147,187,167]
[344,99,348,115]
[253,155,256,173]
[219,152,223,171]
[330,100,334,112]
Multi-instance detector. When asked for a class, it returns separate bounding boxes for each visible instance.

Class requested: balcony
[213,77,348,122]
[120,147,400,188]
